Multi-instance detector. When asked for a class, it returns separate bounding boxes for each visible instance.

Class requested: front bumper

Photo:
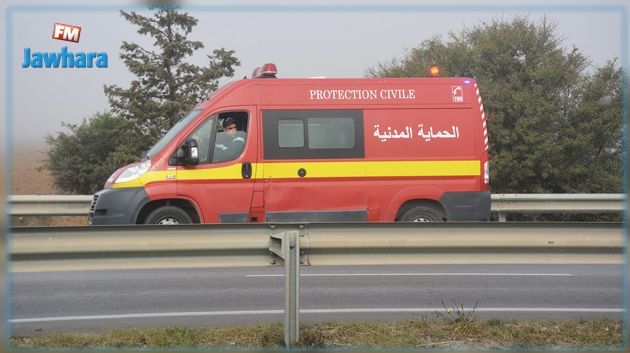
[440,191,491,221]
[88,187,149,225]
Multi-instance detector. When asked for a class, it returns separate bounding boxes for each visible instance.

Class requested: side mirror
[178,138,199,165]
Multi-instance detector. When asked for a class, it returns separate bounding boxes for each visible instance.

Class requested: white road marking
[246,273,574,278]
[11,307,622,323]
[11,310,282,323]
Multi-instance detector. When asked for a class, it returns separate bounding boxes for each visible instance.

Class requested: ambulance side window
[213,111,249,163]
[188,116,217,164]
[183,111,249,165]
[263,109,364,159]
[308,117,354,149]
[278,119,304,148]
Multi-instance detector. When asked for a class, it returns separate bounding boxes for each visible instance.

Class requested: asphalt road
[10,264,624,336]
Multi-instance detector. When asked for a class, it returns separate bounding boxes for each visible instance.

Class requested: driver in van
[214,117,246,162]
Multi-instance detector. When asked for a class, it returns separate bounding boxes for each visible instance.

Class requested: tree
[104,6,240,159]
[44,112,132,194]
[557,61,624,193]
[368,17,623,194]
[45,7,240,194]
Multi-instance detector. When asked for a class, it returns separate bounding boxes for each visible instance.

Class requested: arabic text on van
[373,124,460,142]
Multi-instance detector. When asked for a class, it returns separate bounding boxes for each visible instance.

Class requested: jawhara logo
[22,22,108,69]
[22,47,108,68]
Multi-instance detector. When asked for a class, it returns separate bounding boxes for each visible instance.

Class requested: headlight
[115,160,151,184]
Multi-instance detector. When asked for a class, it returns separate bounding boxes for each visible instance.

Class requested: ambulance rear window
[278,119,304,148]
[263,109,364,160]
[308,117,354,149]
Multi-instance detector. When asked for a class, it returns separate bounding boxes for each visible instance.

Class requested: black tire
[399,205,445,222]
[145,206,192,225]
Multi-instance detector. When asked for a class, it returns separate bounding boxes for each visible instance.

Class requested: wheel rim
[411,216,433,222]
[157,217,181,225]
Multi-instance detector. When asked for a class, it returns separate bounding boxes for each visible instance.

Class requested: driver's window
[189,116,216,164]
[213,111,249,163]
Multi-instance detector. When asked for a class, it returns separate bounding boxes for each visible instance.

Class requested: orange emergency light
[429,66,440,77]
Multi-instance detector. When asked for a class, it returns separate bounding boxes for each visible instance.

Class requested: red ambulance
[89,64,490,224]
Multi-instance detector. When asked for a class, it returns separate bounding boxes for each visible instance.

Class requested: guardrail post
[285,230,300,347]
[498,212,507,222]
[269,230,300,347]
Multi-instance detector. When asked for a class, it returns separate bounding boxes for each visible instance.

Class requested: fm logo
[52,23,81,43]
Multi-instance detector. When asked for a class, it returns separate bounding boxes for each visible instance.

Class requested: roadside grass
[11,318,623,349]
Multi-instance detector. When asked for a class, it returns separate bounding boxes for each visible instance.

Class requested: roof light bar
[252,63,278,78]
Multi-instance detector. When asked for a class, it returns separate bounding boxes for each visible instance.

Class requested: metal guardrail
[9,195,93,216]
[9,222,624,347]
[8,194,624,220]
[10,224,273,272]
[491,193,625,221]
[10,222,623,272]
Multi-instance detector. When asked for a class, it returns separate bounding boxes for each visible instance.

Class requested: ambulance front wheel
[399,205,445,222]
[145,206,193,225]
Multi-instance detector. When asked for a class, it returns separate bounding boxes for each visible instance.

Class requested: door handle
[242,162,252,179]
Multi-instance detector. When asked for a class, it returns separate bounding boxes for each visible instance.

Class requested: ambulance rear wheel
[145,206,192,225]
[399,206,444,222]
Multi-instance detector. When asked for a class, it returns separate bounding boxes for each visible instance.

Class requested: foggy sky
[2,0,626,147]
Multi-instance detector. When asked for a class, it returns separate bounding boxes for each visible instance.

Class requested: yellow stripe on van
[177,163,251,180]
[263,162,365,178]
[262,160,479,178]
[111,164,253,189]
[365,160,480,177]
[112,160,480,188]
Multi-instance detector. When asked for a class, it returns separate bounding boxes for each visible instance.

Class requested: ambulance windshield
[146,109,203,158]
